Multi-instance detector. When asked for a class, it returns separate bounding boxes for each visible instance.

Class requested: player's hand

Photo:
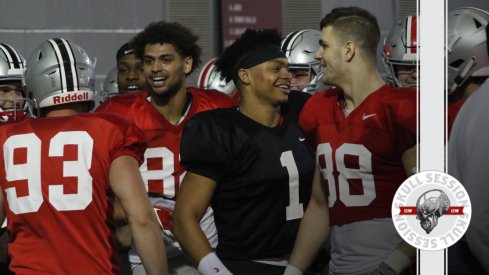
[368,262,398,275]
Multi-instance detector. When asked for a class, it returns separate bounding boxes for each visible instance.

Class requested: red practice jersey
[0,113,146,275]
[96,87,237,198]
[300,85,417,225]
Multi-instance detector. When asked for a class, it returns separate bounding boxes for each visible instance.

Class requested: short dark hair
[131,21,202,75]
[215,28,283,83]
[320,6,380,59]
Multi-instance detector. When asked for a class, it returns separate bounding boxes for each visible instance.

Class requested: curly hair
[215,28,283,83]
[131,21,202,75]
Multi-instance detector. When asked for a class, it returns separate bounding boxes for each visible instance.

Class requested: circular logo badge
[391,170,471,251]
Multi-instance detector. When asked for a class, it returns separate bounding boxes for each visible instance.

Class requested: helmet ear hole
[37,51,43,61]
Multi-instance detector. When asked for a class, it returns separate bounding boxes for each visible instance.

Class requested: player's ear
[344,41,355,62]
[183,56,193,74]
[238,68,250,85]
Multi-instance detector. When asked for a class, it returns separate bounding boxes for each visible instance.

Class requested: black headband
[232,44,286,84]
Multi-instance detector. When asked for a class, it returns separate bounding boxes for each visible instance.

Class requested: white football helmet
[25,38,96,109]
[197,58,236,97]
[447,7,489,95]
[382,15,418,87]
[100,67,118,100]
[281,29,327,94]
[0,43,35,122]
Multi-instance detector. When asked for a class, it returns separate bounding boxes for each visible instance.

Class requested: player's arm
[173,172,231,274]
[113,199,131,250]
[109,155,168,275]
[286,166,330,274]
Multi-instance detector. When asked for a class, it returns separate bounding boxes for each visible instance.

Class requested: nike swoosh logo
[362,113,377,120]
[299,137,306,142]
[124,49,134,55]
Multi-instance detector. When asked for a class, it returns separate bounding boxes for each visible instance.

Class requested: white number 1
[281,150,304,221]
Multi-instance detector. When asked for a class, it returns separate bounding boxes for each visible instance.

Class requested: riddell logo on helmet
[391,171,471,251]
[53,92,89,104]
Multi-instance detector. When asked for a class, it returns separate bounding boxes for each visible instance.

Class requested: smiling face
[315,26,346,87]
[142,43,192,98]
[246,57,291,106]
[117,53,146,94]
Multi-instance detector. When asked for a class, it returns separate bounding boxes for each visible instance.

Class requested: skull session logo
[391,171,471,250]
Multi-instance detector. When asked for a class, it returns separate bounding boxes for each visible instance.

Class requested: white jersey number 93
[3,132,93,214]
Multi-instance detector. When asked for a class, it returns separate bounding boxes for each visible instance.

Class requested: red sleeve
[97,113,147,165]
[299,91,332,149]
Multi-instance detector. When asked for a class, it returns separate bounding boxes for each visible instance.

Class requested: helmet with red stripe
[25,38,96,109]
[197,58,237,98]
[382,15,418,87]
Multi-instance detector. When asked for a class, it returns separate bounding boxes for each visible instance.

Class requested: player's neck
[151,88,191,125]
[342,69,385,109]
[239,99,281,128]
[43,103,86,117]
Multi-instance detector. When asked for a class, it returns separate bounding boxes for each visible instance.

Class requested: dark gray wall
[1,0,432,91]
[0,0,167,89]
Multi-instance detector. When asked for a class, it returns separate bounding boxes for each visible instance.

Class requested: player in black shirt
[173,29,315,275]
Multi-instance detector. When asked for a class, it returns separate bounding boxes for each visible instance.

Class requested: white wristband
[384,249,411,274]
[198,252,233,275]
[283,264,303,275]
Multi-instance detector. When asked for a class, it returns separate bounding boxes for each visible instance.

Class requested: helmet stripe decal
[0,43,22,69]
[405,16,417,54]
[61,38,80,91]
[48,38,78,93]
[281,30,300,57]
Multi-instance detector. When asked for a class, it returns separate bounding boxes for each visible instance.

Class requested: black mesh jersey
[181,91,315,260]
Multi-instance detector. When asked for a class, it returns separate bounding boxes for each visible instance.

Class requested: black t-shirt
[181,91,315,260]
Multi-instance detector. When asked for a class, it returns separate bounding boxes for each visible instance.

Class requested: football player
[0,42,31,275]
[0,43,34,123]
[0,38,167,275]
[446,7,489,136]
[173,28,314,275]
[447,8,489,275]
[285,7,417,275]
[116,42,146,94]
[197,58,240,101]
[281,29,328,94]
[96,21,237,275]
[382,15,418,87]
